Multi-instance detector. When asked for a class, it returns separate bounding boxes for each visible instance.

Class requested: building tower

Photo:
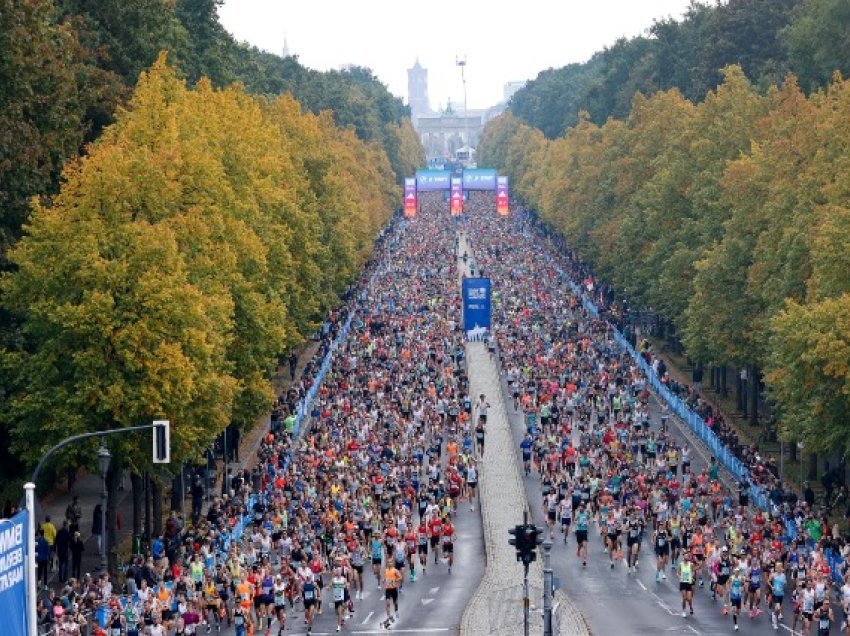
[407,58,431,126]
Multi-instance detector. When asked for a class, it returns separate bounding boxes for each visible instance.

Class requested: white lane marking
[421,597,435,605]
[429,586,440,594]
[361,610,374,624]
[352,630,450,634]
[637,580,647,591]
[686,626,699,635]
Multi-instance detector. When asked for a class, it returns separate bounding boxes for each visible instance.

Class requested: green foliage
[484,66,850,457]
[0,0,97,250]
[1,57,404,474]
[783,0,850,92]
[510,0,803,137]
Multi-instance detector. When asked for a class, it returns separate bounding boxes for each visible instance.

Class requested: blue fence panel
[564,276,767,510]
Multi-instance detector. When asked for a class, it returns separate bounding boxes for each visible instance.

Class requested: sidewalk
[35,339,320,592]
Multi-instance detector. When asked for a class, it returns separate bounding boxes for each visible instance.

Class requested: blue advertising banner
[415,170,451,191]
[462,168,497,190]
[0,511,28,636]
[462,277,491,339]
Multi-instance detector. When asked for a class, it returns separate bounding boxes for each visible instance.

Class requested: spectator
[55,520,71,583]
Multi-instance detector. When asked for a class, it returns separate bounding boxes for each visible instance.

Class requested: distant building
[503,80,527,103]
[407,59,524,161]
[407,59,432,122]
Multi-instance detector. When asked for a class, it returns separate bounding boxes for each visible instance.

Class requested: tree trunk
[720,366,728,398]
[131,472,143,537]
[170,472,182,512]
[808,452,818,481]
[750,364,759,427]
[152,478,164,536]
[144,471,151,541]
[736,368,744,412]
[105,458,121,576]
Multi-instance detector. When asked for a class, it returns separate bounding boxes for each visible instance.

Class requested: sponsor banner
[0,511,28,636]
[450,177,464,216]
[404,177,417,217]
[462,277,491,339]
[415,169,451,191]
[462,168,497,190]
[496,175,510,216]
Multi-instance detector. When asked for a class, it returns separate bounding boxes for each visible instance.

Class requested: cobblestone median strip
[459,340,590,636]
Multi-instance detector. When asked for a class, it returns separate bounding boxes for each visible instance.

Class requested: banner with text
[0,510,28,636]
[462,168,497,190]
[450,177,464,216]
[404,177,417,217]
[415,169,451,191]
[496,175,510,215]
[462,277,491,339]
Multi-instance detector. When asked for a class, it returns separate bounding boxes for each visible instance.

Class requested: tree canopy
[480,65,850,457]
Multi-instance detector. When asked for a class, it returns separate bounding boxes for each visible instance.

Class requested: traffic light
[153,420,170,464]
[508,523,543,565]
[508,524,524,562]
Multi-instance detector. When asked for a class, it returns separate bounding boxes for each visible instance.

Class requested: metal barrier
[561,274,771,512]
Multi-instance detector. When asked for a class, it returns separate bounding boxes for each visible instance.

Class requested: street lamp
[97,443,111,572]
[456,56,470,160]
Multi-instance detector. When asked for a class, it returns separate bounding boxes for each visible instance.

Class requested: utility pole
[543,537,553,636]
[456,56,470,159]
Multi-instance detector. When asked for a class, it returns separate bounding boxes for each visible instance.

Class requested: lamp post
[97,443,111,572]
[456,56,470,159]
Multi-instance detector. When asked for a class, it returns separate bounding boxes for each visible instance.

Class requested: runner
[382,562,402,630]
[678,552,696,617]
[768,562,786,630]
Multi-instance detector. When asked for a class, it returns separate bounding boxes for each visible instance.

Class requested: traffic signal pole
[523,511,530,636]
[508,510,542,636]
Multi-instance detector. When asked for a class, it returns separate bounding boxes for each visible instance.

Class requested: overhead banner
[404,177,417,217]
[462,168,497,190]
[415,169,451,191]
[462,277,491,340]
[450,177,464,216]
[497,175,510,216]
[0,511,28,636]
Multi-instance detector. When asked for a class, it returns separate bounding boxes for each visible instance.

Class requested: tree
[783,0,850,92]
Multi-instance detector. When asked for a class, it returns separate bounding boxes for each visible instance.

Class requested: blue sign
[415,170,451,191]
[462,168,497,190]
[462,277,491,338]
[0,511,28,636]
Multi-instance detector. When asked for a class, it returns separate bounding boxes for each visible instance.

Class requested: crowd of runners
[39,196,486,635]
[35,188,850,636]
[461,206,850,635]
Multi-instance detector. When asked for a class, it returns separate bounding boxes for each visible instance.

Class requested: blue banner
[462,277,491,339]
[415,170,451,191]
[462,168,497,190]
[0,511,28,636]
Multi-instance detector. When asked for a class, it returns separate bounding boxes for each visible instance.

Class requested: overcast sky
[219,0,695,110]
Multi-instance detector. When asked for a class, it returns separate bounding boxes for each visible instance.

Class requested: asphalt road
[193,501,482,636]
[500,372,844,636]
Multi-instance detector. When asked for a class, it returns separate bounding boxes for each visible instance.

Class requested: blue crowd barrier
[560,268,771,511]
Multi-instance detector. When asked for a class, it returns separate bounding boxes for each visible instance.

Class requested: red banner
[450,177,463,216]
[496,176,509,216]
[404,177,417,217]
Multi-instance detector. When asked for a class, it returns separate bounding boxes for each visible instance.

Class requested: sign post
[450,177,464,216]
[497,176,510,216]
[462,277,491,340]
[404,177,417,217]
[0,495,32,636]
